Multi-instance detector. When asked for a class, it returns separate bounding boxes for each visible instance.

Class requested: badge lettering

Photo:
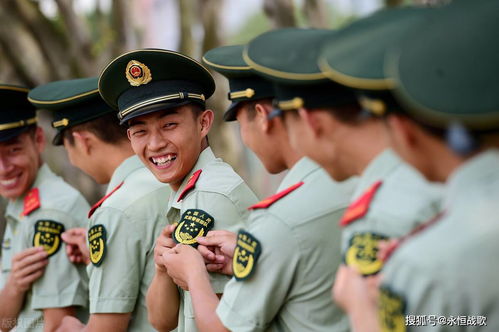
[173,209,214,247]
[233,230,261,281]
[32,220,64,257]
[88,224,107,266]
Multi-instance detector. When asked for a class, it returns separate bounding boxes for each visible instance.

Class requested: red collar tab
[339,180,383,227]
[23,188,41,216]
[381,211,445,263]
[249,181,304,210]
[88,182,124,218]
[177,169,202,202]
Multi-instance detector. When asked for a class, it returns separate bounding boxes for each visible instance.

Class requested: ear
[387,114,418,149]
[34,126,46,154]
[297,108,322,138]
[127,128,132,141]
[199,109,214,138]
[72,131,95,156]
[254,103,273,133]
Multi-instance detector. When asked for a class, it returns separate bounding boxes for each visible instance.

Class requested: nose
[148,128,169,152]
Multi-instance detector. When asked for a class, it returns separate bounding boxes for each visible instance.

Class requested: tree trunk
[177,0,195,57]
[303,0,329,28]
[263,0,296,28]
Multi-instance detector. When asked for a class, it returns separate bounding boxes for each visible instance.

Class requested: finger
[16,259,48,278]
[162,224,178,238]
[196,236,225,247]
[14,250,48,270]
[206,263,224,272]
[13,247,45,261]
[18,269,45,287]
[198,245,216,261]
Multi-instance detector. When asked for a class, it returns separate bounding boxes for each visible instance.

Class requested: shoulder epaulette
[339,180,382,226]
[88,182,124,218]
[249,181,304,210]
[177,169,202,202]
[23,188,41,216]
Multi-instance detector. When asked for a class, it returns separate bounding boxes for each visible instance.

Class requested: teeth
[152,155,176,165]
[0,178,17,186]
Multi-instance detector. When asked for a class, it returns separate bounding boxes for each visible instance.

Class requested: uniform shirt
[0,164,89,331]
[87,155,171,332]
[340,149,442,276]
[380,150,499,332]
[217,157,358,332]
[166,147,258,332]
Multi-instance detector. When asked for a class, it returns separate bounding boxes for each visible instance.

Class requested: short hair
[62,112,127,146]
[243,98,273,121]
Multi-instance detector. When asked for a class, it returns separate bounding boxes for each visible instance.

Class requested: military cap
[244,28,356,112]
[388,0,499,130]
[203,45,275,121]
[99,49,215,124]
[0,85,37,142]
[28,77,115,145]
[318,7,434,117]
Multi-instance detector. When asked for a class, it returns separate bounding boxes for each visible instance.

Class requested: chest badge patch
[379,287,407,332]
[88,224,107,266]
[173,209,214,247]
[233,230,261,281]
[344,232,388,276]
[32,220,65,257]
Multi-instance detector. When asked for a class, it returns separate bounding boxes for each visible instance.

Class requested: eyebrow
[128,109,179,127]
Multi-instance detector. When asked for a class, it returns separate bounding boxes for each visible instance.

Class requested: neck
[346,121,391,176]
[417,138,466,182]
[99,141,135,183]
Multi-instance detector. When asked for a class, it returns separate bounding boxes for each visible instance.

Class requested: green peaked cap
[203,45,274,121]
[0,85,37,142]
[319,6,434,91]
[99,49,215,124]
[389,0,499,130]
[29,77,115,145]
[244,28,357,111]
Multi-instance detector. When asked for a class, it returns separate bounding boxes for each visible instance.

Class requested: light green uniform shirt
[0,164,89,331]
[166,147,258,332]
[341,149,442,276]
[87,155,171,332]
[380,150,499,332]
[217,157,358,332]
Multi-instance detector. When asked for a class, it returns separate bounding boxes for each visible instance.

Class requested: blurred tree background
[0,0,443,245]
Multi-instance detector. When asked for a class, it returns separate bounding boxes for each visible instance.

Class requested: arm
[162,244,228,332]
[56,313,131,332]
[146,224,180,332]
[43,307,75,332]
[0,247,48,331]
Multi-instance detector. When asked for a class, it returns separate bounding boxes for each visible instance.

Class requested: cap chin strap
[0,116,37,131]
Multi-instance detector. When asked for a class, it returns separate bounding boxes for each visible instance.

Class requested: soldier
[0,85,89,331]
[331,1,499,331]
[28,77,171,332]
[245,23,442,283]
[98,49,258,332]
[155,42,357,331]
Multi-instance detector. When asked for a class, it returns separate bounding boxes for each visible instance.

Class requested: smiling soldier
[98,49,258,332]
[0,85,89,332]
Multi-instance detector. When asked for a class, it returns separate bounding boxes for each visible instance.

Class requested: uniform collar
[169,147,217,208]
[445,149,499,207]
[5,163,56,220]
[277,157,320,191]
[353,149,401,199]
[106,155,144,194]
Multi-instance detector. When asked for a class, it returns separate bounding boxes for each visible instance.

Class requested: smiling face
[127,105,213,190]
[0,127,44,200]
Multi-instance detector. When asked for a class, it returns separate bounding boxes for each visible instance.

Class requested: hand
[154,224,178,273]
[61,228,89,265]
[197,230,237,275]
[55,316,84,332]
[332,265,380,314]
[162,244,207,291]
[7,247,48,294]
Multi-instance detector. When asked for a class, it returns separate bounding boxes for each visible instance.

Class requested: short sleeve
[26,209,88,309]
[217,213,299,331]
[87,207,147,313]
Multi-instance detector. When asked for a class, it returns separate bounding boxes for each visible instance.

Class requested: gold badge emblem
[379,287,406,332]
[88,224,107,266]
[233,230,261,281]
[33,220,65,257]
[344,232,388,276]
[125,60,152,86]
[174,209,214,247]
